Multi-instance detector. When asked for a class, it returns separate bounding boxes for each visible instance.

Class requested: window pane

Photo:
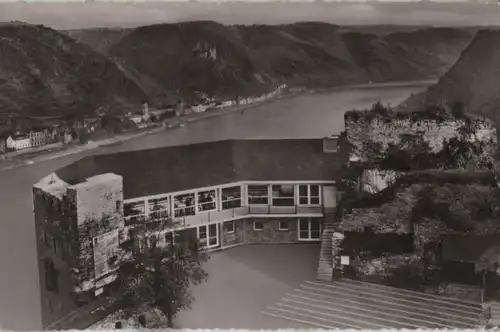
[299,185,308,197]
[222,187,242,210]
[198,190,216,211]
[272,198,295,207]
[148,197,169,210]
[249,197,268,205]
[174,193,195,216]
[310,197,320,205]
[299,218,309,232]
[311,218,321,232]
[248,185,268,196]
[279,221,289,230]
[226,221,235,233]
[299,231,309,239]
[222,186,241,200]
[272,185,295,206]
[174,193,195,205]
[124,202,145,216]
[299,197,309,205]
[209,223,217,236]
[272,185,294,198]
[310,185,320,197]
[310,229,321,239]
[149,198,169,219]
[151,209,169,220]
[254,221,264,230]
[248,185,269,205]
[223,199,241,210]
[199,226,207,240]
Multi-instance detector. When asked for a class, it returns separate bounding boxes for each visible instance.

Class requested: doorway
[198,223,219,249]
[298,217,321,241]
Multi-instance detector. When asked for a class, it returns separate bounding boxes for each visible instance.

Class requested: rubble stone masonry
[245,218,300,244]
[33,174,124,329]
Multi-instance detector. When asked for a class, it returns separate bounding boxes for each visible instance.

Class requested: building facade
[32,136,348,329]
[29,130,49,147]
[6,135,32,150]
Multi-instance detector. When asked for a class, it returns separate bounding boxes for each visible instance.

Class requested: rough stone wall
[245,218,301,244]
[340,184,421,234]
[71,176,124,228]
[69,175,124,293]
[33,187,80,329]
[345,112,496,163]
[361,169,400,193]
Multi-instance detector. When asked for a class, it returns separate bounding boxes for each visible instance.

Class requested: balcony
[172,205,323,228]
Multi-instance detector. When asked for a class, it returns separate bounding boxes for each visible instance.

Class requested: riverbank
[0,79,436,173]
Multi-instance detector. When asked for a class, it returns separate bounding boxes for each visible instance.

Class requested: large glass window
[298,217,321,240]
[248,185,269,205]
[221,186,242,210]
[272,184,295,206]
[174,193,195,217]
[148,197,170,220]
[197,190,217,212]
[198,224,219,248]
[298,185,321,205]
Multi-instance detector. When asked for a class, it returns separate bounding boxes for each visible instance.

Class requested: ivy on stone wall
[73,214,118,289]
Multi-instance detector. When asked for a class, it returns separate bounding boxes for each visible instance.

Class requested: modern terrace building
[32,136,348,329]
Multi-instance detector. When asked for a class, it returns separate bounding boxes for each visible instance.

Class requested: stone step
[263,280,482,330]
[320,281,483,316]
[338,279,482,308]
[262,306,363,329]
[297,283,478,327]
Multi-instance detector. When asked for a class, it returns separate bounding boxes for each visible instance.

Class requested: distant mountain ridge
[74,21,477,103]
[0,21,479,118]
[397,29,500,120]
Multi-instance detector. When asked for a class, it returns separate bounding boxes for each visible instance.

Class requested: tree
[110,219,210,328]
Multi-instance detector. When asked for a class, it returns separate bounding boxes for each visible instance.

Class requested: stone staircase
[316,213,335,281]
[262,278,484,329]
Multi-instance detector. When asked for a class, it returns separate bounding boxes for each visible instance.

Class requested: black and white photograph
[0,0,500,330]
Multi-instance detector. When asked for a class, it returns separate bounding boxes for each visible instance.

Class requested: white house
[6,135,32,150]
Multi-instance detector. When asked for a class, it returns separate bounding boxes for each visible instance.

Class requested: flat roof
[54,137,348,199]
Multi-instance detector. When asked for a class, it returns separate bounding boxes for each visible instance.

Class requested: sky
[0,0,498,29]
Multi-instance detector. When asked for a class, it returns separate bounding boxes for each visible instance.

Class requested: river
[0,81,430,330]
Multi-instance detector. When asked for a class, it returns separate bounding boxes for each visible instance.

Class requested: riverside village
[33,101,500,329]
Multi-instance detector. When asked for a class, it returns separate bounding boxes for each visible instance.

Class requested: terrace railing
[172,204,323,228]
[124,205,323,229]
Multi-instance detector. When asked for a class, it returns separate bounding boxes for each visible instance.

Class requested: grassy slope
[0,24,150,118]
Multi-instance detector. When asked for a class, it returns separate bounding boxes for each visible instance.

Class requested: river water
[0,82,430,330]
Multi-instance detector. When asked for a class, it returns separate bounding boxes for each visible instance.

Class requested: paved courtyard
[176,243,320,329]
